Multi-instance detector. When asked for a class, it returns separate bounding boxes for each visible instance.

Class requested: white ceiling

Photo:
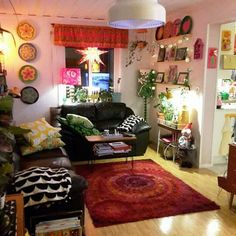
[0,0,205,22]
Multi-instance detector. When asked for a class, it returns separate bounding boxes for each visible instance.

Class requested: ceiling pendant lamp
[108,0,166,29]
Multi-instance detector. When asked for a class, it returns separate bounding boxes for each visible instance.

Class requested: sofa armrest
[131,121,151,134]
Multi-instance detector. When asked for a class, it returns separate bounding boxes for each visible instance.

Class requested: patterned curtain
[53,24,128,48]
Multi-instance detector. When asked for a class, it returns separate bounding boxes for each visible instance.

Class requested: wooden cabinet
[218,143,236,208]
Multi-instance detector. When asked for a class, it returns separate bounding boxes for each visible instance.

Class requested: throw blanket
[14,167,72,207]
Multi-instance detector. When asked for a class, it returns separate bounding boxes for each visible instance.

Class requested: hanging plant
[126,40,148,67]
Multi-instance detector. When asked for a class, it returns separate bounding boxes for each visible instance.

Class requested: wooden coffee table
[85,134,137,166]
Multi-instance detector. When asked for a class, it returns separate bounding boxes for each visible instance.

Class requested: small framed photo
[175,47,187,61]
[157,47,166,62]
[177,72,189,85]
[156,72,165,83]
[169,46,177,61]
[168,65,178,83]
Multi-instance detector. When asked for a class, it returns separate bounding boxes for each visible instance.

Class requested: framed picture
[156,72,165,83]
[168,65,178,83]
[175,47,187,61]
[169,46,177,61]
[177,72,189,85]
[157,47,166,62]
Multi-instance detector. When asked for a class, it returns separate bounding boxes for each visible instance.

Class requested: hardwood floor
[82,146,236,236]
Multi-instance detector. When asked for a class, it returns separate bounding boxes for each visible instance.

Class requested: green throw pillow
[66,114,94,128]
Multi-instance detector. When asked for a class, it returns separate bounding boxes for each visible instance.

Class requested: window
[65,47,114,91]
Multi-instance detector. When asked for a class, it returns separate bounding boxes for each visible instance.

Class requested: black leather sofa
[11,147,88,235]
[50,102,151,161]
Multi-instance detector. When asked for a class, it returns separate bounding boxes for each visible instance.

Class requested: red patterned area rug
[75,160,219,227]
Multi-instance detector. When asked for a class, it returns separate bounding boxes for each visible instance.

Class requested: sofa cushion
[95,120,122,131]
[20,148,72,170]
[66,114,94,128]
[20,118,61,147]
[117,115,144,132]
[95,102,126,121]
[61,103,96,121]
[20,137,65,156]
[14,167,72,207]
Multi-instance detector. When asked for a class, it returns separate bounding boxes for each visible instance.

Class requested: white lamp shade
[108,0,166,29]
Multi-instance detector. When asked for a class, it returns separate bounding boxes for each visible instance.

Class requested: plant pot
[157,112,165,120]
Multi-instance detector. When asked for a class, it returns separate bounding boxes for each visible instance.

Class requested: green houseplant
[138,69,157,120]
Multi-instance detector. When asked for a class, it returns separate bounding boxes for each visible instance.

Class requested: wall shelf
[156,34,192,44]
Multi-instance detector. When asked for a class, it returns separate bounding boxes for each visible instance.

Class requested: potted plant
[138,69,157,120]
[154,90,174,121]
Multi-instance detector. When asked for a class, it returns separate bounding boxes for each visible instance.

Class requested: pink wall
[159,0,236,167]
[1,0,236,166]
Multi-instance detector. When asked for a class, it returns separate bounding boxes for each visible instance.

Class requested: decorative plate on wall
[171,19,181,37]
[163,21,173,39]
[20,86,39,104]
[180,16,193,35]
[18,43,37,62]
[19,65,38,83]
[17,21,36,41]
[155,26,164,41]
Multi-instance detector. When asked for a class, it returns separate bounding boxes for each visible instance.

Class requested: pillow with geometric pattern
[117,115,144,132]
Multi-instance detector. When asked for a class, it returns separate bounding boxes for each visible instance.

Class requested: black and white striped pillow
[117,115,144,132]
[14,167,72,207]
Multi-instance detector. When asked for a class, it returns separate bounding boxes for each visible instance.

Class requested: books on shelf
[108,142,132,153]
[94,143,114,156]
[93,142,132,156]
[35,217,82,236]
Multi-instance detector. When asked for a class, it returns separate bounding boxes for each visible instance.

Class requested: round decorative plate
[155,26,164,41]
[18,43,37,62]
[19,65,38,83]
[17,21,36,41]
[180,16,193,35]
[20,86,39,104]
[163,21,173,39]
[171,18,181,37]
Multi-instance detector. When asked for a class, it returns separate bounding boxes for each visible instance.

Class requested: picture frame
[168,65,178,83]
[156,72,165,83]
[175,47,187,61]
[177,72,189,85]
[157,47,166,62]
[169,46,177,61]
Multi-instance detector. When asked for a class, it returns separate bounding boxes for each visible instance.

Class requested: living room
[0,0,236,235]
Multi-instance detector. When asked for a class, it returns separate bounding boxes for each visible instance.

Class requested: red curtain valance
[53,24,128,48]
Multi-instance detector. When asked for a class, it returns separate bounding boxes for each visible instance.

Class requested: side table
[6,193,25,236]
[157,122,182,162]
[85,134,137,166]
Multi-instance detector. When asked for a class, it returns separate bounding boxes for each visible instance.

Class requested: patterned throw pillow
[117,115,144,132]
[20,137,65,156]
[14,167,71,207]
[20,118,61,147]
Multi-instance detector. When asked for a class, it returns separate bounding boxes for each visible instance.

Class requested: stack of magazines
[35,217,82,236]
[109,142,132,153]
[94,143,114,156]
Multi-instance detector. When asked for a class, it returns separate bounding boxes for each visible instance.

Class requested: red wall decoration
[207,48,218,69]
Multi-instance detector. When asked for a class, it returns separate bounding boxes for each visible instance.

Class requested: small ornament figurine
[178,123,192,149]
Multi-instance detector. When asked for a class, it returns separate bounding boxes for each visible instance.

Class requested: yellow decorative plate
[18,43,37,62]
[19,65,38,83]
[17,21,36,41]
